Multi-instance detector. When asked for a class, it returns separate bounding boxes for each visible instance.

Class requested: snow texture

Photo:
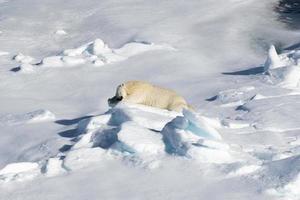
[15,38,174,72]
[1,0,300,199]
[264,45,300,89]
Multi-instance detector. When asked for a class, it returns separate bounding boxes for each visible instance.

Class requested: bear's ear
[116,84,127,98]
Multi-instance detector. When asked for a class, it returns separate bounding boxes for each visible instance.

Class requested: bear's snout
[108,96,123,107]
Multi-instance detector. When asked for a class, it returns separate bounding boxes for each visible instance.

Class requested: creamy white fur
[111,81,193,112]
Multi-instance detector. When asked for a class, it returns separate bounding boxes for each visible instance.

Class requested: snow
[0,51,9,56]
[0,109,55,125]
[262,45,300,89]
[0,104,231,183]
[44,158,66,177]
[161,109,232,163]
[63,148,106,171]
[1,0,300,199]
[55,30,67,35]
[13,53,34,64]
[0,162,40,182]
[264,45,283,71]
[17,38,174,71]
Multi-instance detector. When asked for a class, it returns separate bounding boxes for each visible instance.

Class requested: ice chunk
[77,114,111,134]
[264,45,283,71]
[268,66,300,88]
[161,109,231,162]
[260,45,300,89]
[91,125,119,149]
[183,109,222,140]
[72,132,94,150]
[117,121,164,156]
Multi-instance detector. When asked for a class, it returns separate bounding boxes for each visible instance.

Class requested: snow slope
[1,0,300,199]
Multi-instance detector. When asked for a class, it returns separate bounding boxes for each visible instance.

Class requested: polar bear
[108,80,194,112]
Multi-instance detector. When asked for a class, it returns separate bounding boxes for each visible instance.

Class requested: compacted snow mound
[264,45,300,89]
[17,39,174,71]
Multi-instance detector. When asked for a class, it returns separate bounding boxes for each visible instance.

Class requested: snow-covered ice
[1,0,300,199]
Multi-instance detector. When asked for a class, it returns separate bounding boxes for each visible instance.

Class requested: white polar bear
[108,80,194,112]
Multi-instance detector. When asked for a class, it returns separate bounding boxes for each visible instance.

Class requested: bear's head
[108,83,127,107]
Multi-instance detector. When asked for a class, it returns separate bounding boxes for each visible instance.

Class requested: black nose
[116,96,123,101]
[108,96,123,107]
